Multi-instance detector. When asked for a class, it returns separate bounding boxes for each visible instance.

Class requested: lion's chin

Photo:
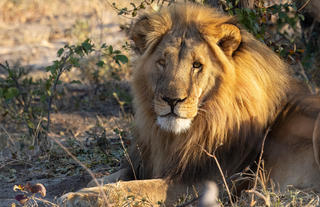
[156,116,192,134]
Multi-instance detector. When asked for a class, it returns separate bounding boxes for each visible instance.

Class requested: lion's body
[265,96,320,190]
[130,5,291,182]
[59,3,320,206]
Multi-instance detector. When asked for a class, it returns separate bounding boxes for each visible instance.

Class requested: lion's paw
[58,192,101,207]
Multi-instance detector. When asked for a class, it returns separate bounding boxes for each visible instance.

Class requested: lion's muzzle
[154,94,198,134]
[162,96,187,115]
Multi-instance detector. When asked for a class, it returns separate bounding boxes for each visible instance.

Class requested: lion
[59,3,320,206]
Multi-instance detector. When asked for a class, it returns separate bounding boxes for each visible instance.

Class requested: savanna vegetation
[0,0,319,206]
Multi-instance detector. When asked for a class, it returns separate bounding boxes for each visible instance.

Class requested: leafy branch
[45,39,94,134]
[0,38,129,154]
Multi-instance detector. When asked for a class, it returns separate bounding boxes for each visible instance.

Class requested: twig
[0,124,15,146]
[118,130,137,180]
[32,114,44,147]
[200,146,234,207]
[48,134,109,206]
[298,0,312,12]
[0,160,32,170]
[247,189,270,207]
[33,196,59,207]
[250,128,270,206]
[46,54,71,134]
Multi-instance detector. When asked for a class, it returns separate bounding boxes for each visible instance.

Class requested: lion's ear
[130,16,152,54]
[217,24,241,56]
[131,14,171,54]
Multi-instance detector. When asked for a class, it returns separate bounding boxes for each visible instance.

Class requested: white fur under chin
[157,116,192,134]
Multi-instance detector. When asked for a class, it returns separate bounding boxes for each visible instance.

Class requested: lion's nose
[162,96,186,108]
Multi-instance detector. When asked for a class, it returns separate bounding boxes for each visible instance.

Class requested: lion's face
[131,4,242,134]
[145,34,221,134]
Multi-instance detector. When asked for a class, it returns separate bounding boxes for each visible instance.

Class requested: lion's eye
[193,61,202,69]
[157,59,165,67]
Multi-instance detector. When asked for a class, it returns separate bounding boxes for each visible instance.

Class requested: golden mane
[130,3,293,181]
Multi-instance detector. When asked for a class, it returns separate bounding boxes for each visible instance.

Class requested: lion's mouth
[156,114,192,134]
[159,112,179,118]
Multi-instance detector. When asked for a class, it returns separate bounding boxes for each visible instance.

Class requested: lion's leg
[59,179,202,207]
[264,111,320,191]
[87,168,131,187]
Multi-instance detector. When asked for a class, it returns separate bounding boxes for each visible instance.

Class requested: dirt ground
[0,0,135,206]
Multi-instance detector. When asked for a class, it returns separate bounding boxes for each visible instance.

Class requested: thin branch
[118,130,137,180]
[298,0,312,12]
[0,124,15,145]
[250,128,270,206]
[247,189,270,207]
[46,54,71,134]
[33,196,59,207]
[200,146,234,207]
[48,134,109,206]
[0,160,31,170]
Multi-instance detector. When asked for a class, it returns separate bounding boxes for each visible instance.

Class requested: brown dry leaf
[25,182,47,197]
[15,194,29,205]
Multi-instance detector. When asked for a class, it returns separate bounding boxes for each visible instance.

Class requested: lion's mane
[130,3,294,182]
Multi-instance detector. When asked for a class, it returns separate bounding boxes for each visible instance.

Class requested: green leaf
[139,3,145,9]
[75,46,84,56]
[45,66,52,72]
[45,80,52,90]
[70,57,80,67]
[8,69,15,78]
[4,87,19,99]
[113,50,121,54]
[27,120,35,129]
[101,43,107,49]
[132,10,137,17]
[81,39,94,54]
[279,12,286,20]
[130,3,136,9]
[57,48,64,57]
[113,128,120,135]
[108,45,113,54]
[96,60,105,67]
[40,94,47,103]
[113,55,128,64]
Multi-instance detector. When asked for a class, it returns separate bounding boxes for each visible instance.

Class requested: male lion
[59,3,320,206]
